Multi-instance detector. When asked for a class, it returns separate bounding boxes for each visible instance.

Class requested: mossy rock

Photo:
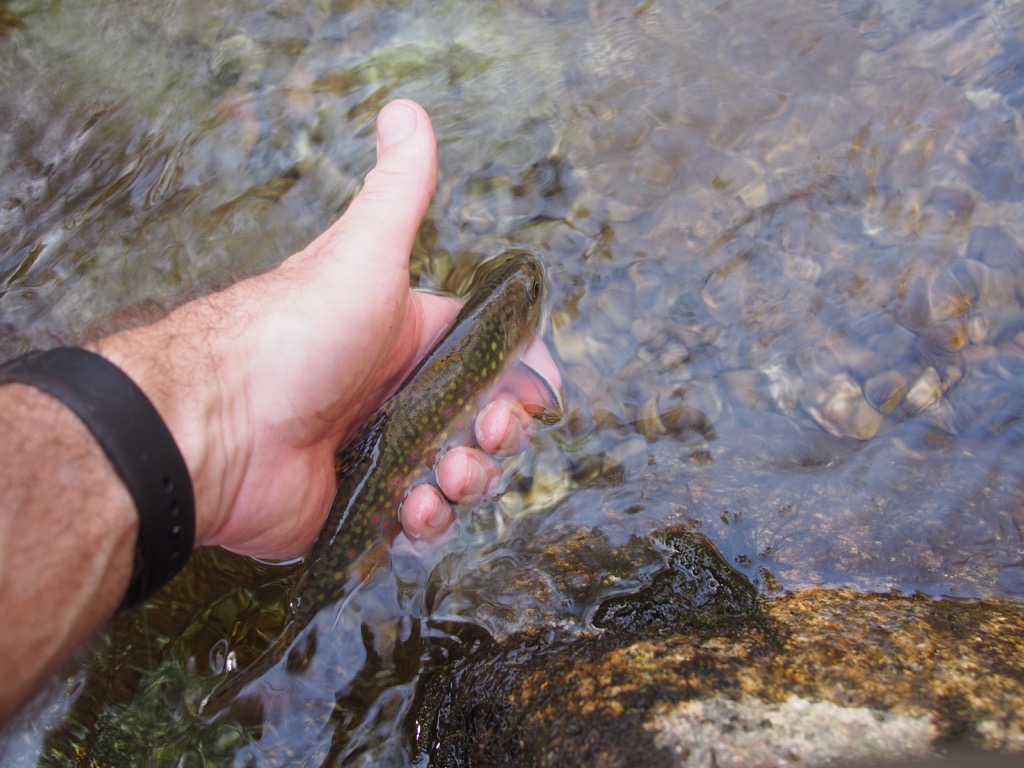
[415,528,1024,767]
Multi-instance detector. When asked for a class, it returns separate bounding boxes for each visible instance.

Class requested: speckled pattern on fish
[293,249,546,618]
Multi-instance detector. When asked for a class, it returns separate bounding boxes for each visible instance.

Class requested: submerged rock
[416,532,1024,767]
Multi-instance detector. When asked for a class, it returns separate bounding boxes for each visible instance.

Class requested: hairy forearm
[0,290,254,725]
[0,383,137,724]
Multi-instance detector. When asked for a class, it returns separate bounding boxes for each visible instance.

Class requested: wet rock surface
[419,552,1024,767]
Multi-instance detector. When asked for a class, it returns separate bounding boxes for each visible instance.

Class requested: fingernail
[427,495,454,530]
[463,458,489,499]
[499,417,526,456]
[377,100,418,150]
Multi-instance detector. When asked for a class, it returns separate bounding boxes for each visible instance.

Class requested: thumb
[303,99,438,280]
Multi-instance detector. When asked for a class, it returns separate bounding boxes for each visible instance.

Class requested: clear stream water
[1,0,1023,764]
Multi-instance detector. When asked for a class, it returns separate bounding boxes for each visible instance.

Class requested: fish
[204,249,549,714]
[294,249,548,614]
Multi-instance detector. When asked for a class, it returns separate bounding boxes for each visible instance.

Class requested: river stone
[416,542,1024,767]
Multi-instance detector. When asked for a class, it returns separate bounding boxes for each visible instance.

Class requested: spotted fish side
[293,249,545,619]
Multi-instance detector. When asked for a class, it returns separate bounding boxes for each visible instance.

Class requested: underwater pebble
[864,370,908,415]
[806,373,884,441]
[905,367,944,412]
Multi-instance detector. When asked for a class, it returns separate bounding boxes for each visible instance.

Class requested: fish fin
[493,360,563,423]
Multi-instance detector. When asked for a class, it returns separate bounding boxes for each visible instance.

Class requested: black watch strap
[0,347,195,608]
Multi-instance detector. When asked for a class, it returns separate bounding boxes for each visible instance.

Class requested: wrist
[0,347,198,606]
[85,297,254,551]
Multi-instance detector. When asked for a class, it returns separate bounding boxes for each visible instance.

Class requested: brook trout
[297,249,546,612]
[206,250,547,712]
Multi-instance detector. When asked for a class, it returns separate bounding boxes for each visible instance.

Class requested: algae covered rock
[416,528,1024,767]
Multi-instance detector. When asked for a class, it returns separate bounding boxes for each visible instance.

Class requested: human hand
[91,99,559,561]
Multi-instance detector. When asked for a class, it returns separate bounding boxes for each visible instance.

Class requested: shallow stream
[1,0,1023,764]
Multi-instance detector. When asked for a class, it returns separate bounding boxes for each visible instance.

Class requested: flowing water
[1,0,1024,764]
